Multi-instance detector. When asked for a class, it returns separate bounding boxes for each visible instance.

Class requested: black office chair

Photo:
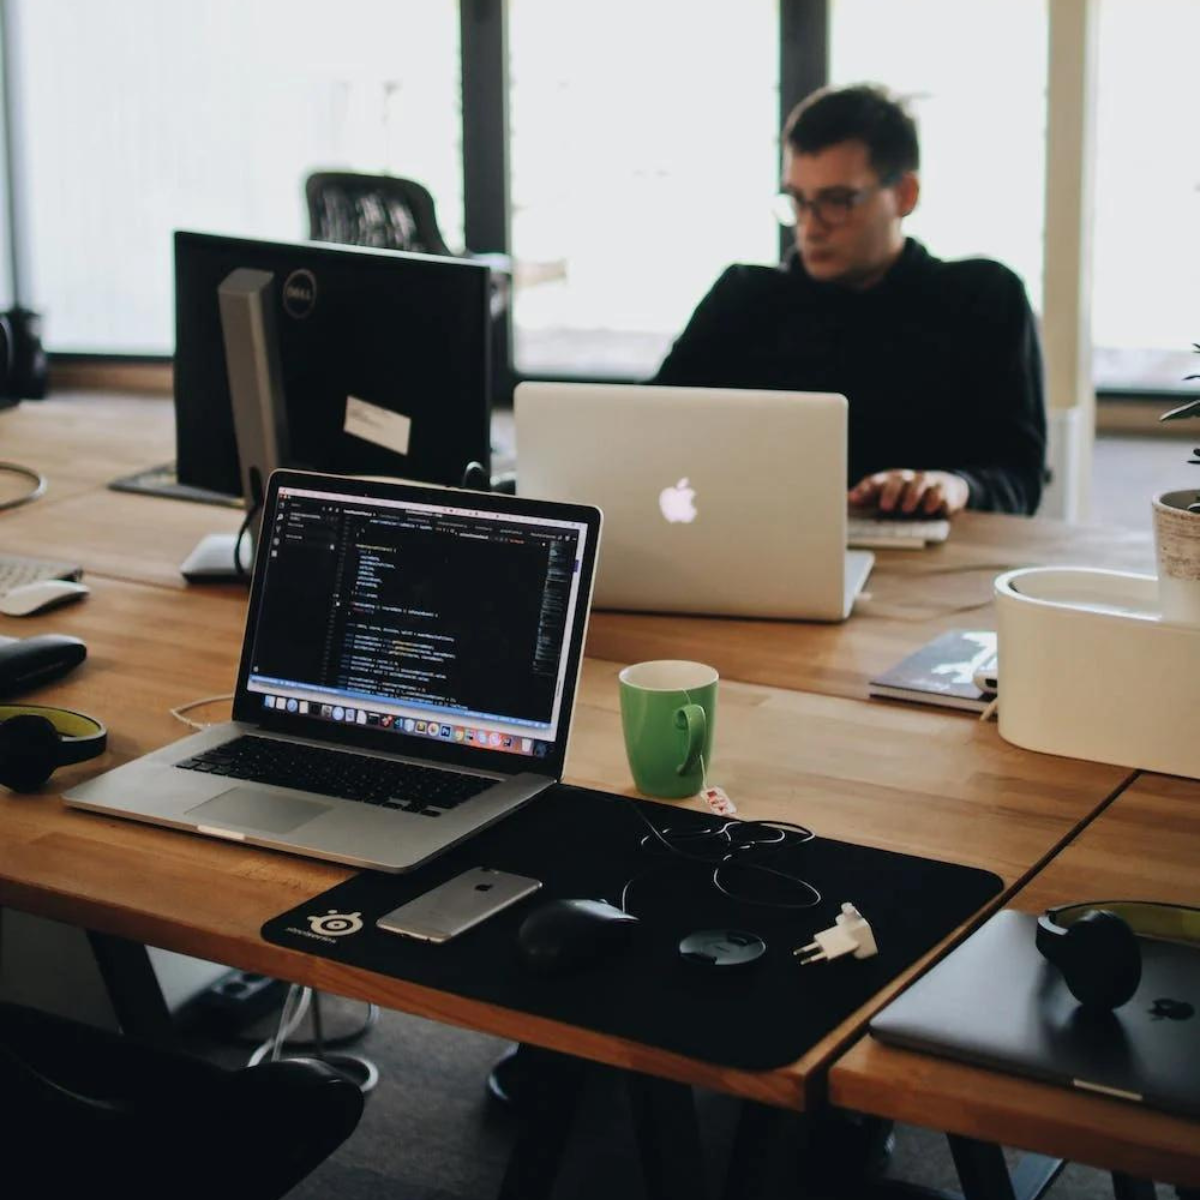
[305,171,455,257]
[1,1000,363,1199]
[305,170,510,306]
[305,170,513,404]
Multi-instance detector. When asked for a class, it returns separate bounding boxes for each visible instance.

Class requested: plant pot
[1152,489,1200,625]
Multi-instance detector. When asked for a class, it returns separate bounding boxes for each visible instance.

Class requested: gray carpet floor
[184,993,1177,1200]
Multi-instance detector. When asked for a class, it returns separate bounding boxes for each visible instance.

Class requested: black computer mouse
[0,635,87,698]
[515,898,640,976]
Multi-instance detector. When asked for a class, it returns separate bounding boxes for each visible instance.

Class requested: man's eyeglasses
[773,182,890,228]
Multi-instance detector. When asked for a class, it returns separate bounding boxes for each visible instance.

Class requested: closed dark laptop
[66,470,601,872]
[871,909,1200,1118]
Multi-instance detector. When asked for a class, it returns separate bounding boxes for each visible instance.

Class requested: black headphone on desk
[1035,900,1200,1010]
[0,704,107,792]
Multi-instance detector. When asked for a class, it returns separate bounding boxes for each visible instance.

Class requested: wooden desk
[0,393,1157,703]
[588,512,1156,700]
[829,774,1200,1187]
[0,569,1133,1112]
[14,493,1157,697]
[1,389,1180,1191]
[0,393,240,589]
[0,392,185,503]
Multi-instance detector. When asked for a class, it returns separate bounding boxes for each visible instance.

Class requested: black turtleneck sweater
[650,239,1046,514]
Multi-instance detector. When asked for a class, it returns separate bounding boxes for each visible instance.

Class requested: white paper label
[344,396,411,457]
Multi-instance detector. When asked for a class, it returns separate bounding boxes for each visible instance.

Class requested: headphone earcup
[1056,909,1142,1010]
[0,713,64,792]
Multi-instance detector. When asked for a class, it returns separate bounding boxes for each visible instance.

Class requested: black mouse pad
[261,784,1003,1070]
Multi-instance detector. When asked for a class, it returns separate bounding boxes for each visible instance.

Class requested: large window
[10,0,461,354]
[10,0,1194,395]
[829,0,1048,314]
[508,0,780,378]
[1092,0,1200,393]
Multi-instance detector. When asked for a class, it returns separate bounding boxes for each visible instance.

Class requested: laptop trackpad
[187,788,331,834]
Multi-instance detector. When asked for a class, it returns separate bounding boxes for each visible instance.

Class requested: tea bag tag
[702,785,736,816]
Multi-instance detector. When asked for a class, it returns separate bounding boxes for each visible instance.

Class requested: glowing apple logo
[659,477,697,524]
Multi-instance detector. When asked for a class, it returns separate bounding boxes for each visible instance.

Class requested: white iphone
[376,867,542,943]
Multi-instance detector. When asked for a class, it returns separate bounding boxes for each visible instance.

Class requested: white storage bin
[994,567,1200,780]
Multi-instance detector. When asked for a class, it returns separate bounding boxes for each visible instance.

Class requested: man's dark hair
[783,85,919,180]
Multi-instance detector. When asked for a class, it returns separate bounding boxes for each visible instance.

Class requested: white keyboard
[846,515,951,550]
[0,552,82,594]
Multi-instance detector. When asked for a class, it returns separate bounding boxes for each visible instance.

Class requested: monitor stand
[109,461,242,508]
[182,267,291,583]
[461,460,517,494]
[180,530,254,582]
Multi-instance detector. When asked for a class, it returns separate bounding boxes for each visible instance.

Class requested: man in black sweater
[652,85,1046,516]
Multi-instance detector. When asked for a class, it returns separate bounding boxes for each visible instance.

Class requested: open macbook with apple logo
[515,383,873,621]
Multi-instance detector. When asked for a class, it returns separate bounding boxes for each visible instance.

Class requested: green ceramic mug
[618,660,718,799]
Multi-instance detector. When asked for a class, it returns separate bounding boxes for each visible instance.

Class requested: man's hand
[847,469,970,517]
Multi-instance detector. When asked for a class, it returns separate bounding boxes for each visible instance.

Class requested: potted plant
[1152,343,1200,624]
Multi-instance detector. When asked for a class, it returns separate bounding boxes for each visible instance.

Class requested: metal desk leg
[626,1073,709,1200]
[947,1136,1018,1200]
[722,1101,810,1200]
[946,1135,1063,1200]
[86,930,175,1045]
[495,1046,586,1200]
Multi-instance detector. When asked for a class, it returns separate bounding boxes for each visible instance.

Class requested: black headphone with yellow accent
[1036,900,1200,1010]
[0,704,107,792]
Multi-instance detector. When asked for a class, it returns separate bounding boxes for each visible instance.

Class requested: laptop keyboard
[175,735,492,816]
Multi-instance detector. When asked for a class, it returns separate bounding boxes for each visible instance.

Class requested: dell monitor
[173,231,493,498]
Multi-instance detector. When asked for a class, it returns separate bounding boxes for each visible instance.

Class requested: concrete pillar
[1041,0,1100,520]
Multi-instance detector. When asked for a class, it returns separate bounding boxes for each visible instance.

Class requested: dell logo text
[282,269,318,319]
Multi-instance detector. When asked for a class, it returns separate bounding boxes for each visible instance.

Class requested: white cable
[0,461,47,511]
[273,986,310,1062]
[246,984,312,1067]
[169,692,235,730]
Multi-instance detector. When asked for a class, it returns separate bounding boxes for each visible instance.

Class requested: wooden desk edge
[0,854,1014,1117]
[0,872,820,1109]
[829,1035,1200,1187]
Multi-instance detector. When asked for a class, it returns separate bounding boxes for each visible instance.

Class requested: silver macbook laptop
[515,383,872,621]
[66,470,602,873]
[871,909,1200,1119]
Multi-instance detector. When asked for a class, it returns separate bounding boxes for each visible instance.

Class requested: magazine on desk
[868,630,997,713]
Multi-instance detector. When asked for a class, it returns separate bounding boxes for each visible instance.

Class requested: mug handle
[674,703,707,776]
